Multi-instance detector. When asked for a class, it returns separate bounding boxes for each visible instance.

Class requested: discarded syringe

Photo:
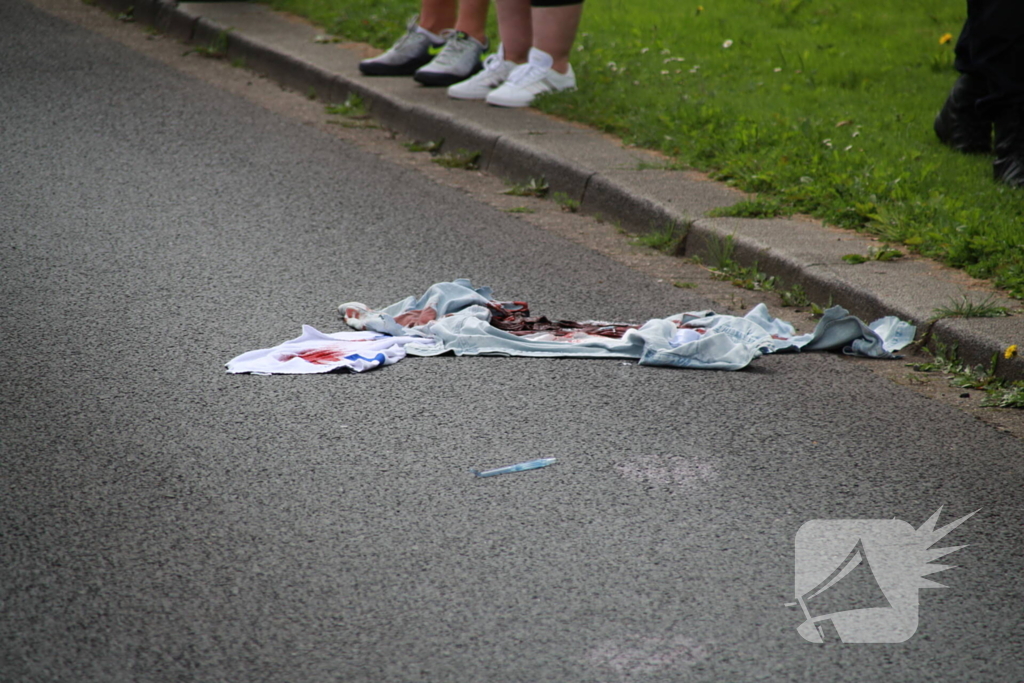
[470,457,557,478]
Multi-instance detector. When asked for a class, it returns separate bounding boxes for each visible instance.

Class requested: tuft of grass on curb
[184,29,231,59]
[910,341,1024,408]
[551,191,581,213]
[700,233,816,307]
[403,138,444,153]
[842,245,904,264]
[432,149,481,170]
[325,93,366,117]
[631,221,688,255]
[502,177,549,197]
[930,294,1011,321]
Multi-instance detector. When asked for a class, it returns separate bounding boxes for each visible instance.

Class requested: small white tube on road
[471,457,557,478]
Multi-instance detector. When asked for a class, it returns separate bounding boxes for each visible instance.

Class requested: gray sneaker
[359,17,447,76]
[414,31,488,87]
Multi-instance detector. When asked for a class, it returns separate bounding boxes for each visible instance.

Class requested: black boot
[934,73,993,153]
[993,105,1024,187]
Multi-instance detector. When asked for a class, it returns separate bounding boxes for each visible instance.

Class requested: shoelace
[429,32,477,68]
[506,63,547,86]
[481,53,504,73]
[391,23,450,54]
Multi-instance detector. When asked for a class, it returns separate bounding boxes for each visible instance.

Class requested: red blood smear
[487,301,637,339]
[278,348,347,365]
[394,307,437,327]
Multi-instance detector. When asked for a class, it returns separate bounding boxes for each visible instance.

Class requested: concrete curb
[97,0,1024,381]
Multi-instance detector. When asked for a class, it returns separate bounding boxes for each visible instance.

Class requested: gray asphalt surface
[1,1,1022,681]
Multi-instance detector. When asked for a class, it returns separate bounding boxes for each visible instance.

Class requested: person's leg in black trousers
[934,0,1024,186]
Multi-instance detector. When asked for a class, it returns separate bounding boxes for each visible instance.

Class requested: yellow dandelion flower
[939,33,953,45]
[1005,344,1018,359]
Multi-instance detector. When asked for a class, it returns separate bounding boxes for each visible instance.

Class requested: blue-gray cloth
[337,280,915,372]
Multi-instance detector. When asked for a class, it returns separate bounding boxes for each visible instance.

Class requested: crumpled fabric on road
[225,326,422,374]
[337,279,915,370]
[226,279,915,374]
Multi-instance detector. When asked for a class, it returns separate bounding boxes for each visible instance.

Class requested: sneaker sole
[485,95,531,108]
[414,62,483,87]
[448,87,492,100]
[359,57,433,77]
[486,83,576,108]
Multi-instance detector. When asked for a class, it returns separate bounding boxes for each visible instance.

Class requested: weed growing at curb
[325,93,366,117]
[502,177,549,198]
[185,29,231,58]
[432,149,481,170]
[631,221,688,255]
[324,94,379,127]
[403,139,444,153]
[552,191,581,213]
[842,246,904,264]
[778,283,810,307]
[910,341,1024,408]
[808,295,838,317]
[699,233,817,308]
[931,294,1011,321]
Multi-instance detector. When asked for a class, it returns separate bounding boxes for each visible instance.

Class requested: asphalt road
[1,1,1022,681]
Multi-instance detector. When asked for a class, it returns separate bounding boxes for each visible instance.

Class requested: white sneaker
[485,47,576,108]
[414,31,489,87]
[447,45,517,100]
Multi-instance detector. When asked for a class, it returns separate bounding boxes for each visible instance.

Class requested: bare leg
[495,0,533,63]
[531,3,583,73]
[419,0,457,35]
[454,0,491,45]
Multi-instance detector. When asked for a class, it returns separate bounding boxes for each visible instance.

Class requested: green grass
[432,149,481,170]
[502,177,549,197]
[185,28,231,59]
[403,138,444,153]
[631,221,688,254]
[930,293,1011,320]
[551,191,581,213]
[325,93,366,117]
[910,341,1024,408]
[263,0,1024,297]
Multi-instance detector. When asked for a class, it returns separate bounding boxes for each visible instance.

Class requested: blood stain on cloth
[394,307,437,327]
[277,348,348,365]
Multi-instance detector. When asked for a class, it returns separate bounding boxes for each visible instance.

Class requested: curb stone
[95,0,1024,382]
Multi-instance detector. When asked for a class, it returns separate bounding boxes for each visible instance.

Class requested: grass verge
[265,0,1024,297]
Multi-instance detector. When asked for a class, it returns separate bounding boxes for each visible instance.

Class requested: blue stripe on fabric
[345,353,387,364]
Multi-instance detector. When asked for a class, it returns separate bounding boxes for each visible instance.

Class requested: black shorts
[531,0,583,6]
